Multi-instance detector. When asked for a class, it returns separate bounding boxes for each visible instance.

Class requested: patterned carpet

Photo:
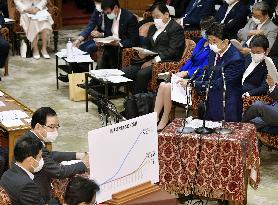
[0,28,277,204]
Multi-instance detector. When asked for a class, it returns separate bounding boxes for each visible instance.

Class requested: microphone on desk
[195,66,216,134]
[215,66,232,135]
[187,67,200,84]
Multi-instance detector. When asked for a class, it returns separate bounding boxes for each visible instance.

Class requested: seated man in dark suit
[123,3,185,94]
[98,0,139,69]
[0,10,9,70]
[242,75,278,130]
[0,136,45,204]
[21,107,89,203]
[64,176,100,205]
[215,0,249,39]
[194,22,245,122]
[0,0,8,17]
[177,0,216,30]
[242,34,269,96]
[73,0,104,54]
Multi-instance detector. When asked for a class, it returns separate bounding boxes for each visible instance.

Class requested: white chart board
[88,113,159,203]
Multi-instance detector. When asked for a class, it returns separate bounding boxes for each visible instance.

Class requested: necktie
[216,55,221,65]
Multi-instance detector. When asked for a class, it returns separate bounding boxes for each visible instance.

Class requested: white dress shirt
[246,17,269,46]
[214,43,231,66]
[221,1,239,24]
[15,163,34,180]
[242,60,259,84]
[111,9,121,38]
[152,18,171,62]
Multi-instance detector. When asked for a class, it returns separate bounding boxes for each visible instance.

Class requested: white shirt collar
[15,163,34,180]
[30,130,46,147]
[242,60,259,84]
[115,8,121,21]
[257,17,269,29]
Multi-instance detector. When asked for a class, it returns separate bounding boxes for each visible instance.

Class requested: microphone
[200,66,209,82]
[187,67,200,84]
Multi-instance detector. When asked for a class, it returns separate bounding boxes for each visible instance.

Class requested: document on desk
[171,74,190,105]
[65,55,93,63]
[90,69,125,78]
[1,119,25,128]
[0,110,29,121]
[105,76,132,83]
[132,47,158,56]
[94,36,121,44]
[56,47,87,58]
[185,119,222,129]
[265,57,278,84]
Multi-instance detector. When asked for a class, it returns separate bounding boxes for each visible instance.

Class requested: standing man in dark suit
[0,136,45,204]
[167,0,191,18]
[0,10,9,71]
[215,0,249,39]
[242,35,269,96]
[122,3,185,94]
[21,107,89,203]
[98,0,139,70]
[242,75,278,128]
[194,22,245,122]
[73,0,104,54]
[177,0,216,30]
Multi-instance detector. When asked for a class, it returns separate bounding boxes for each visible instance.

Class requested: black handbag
[123,92,156,119]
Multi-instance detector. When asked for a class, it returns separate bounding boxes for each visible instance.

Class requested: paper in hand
[171,74,191,105]
[230,39,243,50]
[132,47,158,56]
[265,57,278,84]
[94,36,121,44]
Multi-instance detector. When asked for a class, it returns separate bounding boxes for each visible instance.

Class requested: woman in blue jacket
[154,17,214,131]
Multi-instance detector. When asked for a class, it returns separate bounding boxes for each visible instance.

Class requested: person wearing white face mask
[242,34,269,97]
[194,22,245,122]
[215,0,249,39]
[20,107,89,204]
[122,3,185,94]
[238,1,278,54]
[73,0,104,55]
[0,136,49,204]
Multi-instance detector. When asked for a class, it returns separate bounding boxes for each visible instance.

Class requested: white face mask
[154,18,165,30]
[252,16,261,24]
[225,0,237,5]
[95,3,102,12]
[251,52,265,63]
[209,43,221,54]
[107,11,116,20]
[32,157,44,173]
[45,131,59,142]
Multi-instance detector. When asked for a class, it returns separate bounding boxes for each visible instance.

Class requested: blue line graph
[100,128,152,185]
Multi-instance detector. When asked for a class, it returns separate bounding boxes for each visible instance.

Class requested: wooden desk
[0,90,51,166]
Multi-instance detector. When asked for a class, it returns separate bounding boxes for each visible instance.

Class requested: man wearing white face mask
[0,136,47,204]
[215,0,249,39]
[242,34,269,97]
[73,0,104,54]
[20,107,89,204]
[238,1,278,54]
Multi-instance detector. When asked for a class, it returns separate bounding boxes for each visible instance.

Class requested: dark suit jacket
[80,10,103,38]
[170,0,191,18]
[104,8,139,48]
[21,131,87,203]
[0,10,4,26]
[215,1,249,39]
[144,19,185,62]
[0,164,45,205]
[195,45,245,122]
[242,55,268,96]
[182,0,215,28]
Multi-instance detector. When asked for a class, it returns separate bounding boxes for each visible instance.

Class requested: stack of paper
[0,110,28,127]
[94,36,121,44]
[133,47,158,56]
[26,9,50,21]
[90,69,125,78]
[55,47,87,58]
[265,57,278,84]
[171,74,191,105]
[65,55,93,63]
[105,76,132,83]
[184,119,222,129]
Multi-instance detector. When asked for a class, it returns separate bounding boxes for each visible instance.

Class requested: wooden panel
[119,0,154,16]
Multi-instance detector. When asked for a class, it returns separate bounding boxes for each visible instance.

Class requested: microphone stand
[215,66,232,134]
[195,67,215,134]
[177,68,200,134]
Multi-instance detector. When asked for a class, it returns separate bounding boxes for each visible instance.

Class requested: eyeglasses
[44,124,60,129]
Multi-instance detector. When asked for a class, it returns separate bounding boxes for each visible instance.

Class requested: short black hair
[250,34,269,51]
[150,2,169,14]
[31,107,57,129]
[64,176,100,205]
[206,22,225,40]
[101,0,119,10]
[200,16,215,31]
[14,136,43,162]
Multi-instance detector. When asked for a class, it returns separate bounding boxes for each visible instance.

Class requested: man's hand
[91,30,103,38]
[266,75,275,87]
[73,40,81,48]
[248,29,264,36]
[239,47,251,55]
[141,59,154,69]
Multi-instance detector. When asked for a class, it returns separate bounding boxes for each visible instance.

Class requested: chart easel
[106,182,160,205]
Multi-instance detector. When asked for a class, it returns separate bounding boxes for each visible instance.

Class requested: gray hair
[253,1,270,16]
